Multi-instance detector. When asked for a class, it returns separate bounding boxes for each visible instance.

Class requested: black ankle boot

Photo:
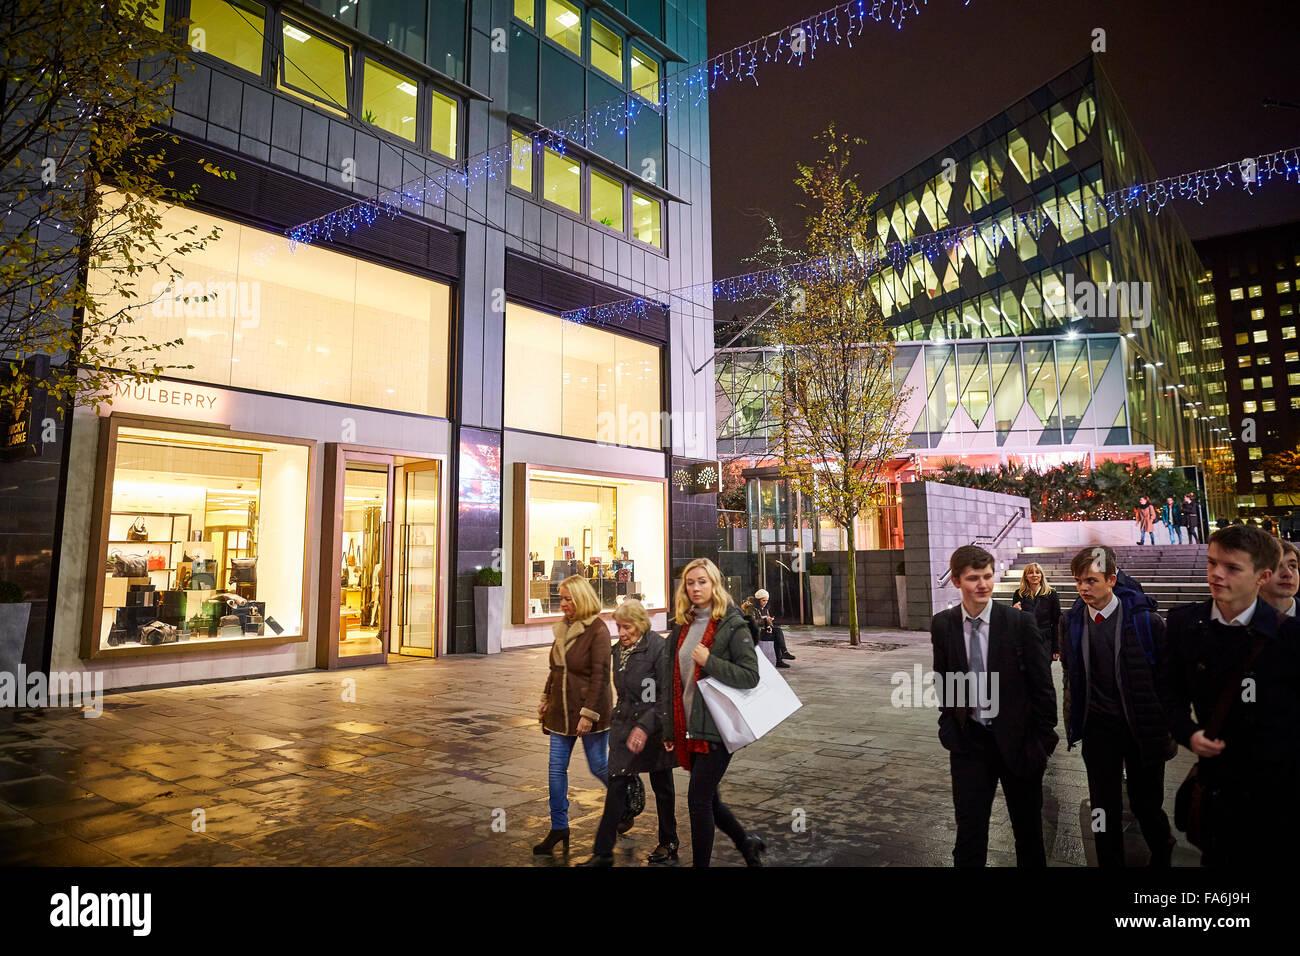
[739,834,766,866]
[533,828,570,855]
[576,853,614,867]
[647,840,679,865]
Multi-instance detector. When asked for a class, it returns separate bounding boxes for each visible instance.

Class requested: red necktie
[1095,613,1104,623]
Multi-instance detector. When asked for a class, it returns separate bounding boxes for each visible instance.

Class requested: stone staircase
[995,544,1211,611]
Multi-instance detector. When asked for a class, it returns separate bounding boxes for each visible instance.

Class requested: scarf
[673,610,720,769]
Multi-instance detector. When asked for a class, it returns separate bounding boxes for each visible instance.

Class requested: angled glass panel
[926,345,958,437]
[1056,339,1090,439]
[958,343,991,426]
[990,342,1024,444]
[1024,341,1061,430]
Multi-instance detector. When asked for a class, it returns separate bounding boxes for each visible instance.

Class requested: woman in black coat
[1012,562,1062,659]
[577,599,679,866]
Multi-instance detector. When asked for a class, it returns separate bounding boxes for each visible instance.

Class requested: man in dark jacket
[1160,526,1300,866]
[932,545,1058,867]
[1062,546,1175,867]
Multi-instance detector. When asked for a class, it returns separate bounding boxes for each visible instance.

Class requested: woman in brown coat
[534,574,613,856]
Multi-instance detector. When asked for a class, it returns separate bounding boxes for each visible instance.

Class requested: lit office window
[543,148,581,212]
[1251,308,1266,320]
[514,0,536,26]
[1229,287,1244,300]
[1235,332,1249,346]
[1263,400,1277,412]
[1259,355,1272,366]
[1261,375,1273,388]
[430,91,458,159]
[190,0,265,76]
[1289,373,1300,386]
[1252,471,1264,483]
[590,171,624,229]
[1292,397,1300,409]
[1278,280,1292,293]
[1285,326,1297,338]
[629,44,659,101]
[362,60,419,143]
[510,130,534,191]
[1239,355,1252,367]
[590,19,623,83]
[1241,378,1254,390]
[546,0,582,56]
[143,0,164,30]
[1286,352,1300,364]
[1254,329,1268,343]
[279,18,349,115]
[631,190,661,248]
[1244,402,1258,413]
[1249,446,1263,459]
[1249,285,1263,297]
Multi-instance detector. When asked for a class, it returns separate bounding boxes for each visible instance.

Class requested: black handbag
[626,774,646,817]
[230,557,257,585]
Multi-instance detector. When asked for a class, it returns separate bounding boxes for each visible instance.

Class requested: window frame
[428,87,461,161]
[277,14,354,117]
[588,13,626,86]
[629,187,663,251]
[508,128,537,195]
[540,145,584,216]
[186,0,271,80]
[588,168,626,234]
[358,54,422,145]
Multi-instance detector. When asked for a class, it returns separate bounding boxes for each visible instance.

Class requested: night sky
[705,0,1300,281]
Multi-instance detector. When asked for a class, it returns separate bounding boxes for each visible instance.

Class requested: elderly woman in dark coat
[577,599,680,866]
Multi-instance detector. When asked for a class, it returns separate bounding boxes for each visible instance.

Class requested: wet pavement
[0,626,1199,866]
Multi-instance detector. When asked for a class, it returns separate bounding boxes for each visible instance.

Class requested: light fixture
[396,81,417,96]
[283,24,311,43]
[556,10,579,28]
[633,195,650,206]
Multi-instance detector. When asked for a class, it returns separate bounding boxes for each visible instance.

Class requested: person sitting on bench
[753,589,794,668]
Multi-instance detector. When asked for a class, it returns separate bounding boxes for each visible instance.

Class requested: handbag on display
[346,542,358,567]
[147,550,166,571]
[126,517,149,542]
[218,615,244,638]
[111,551,149,578]
[106,625,131,647]
[139,620,179,646]
[230,557,257,585]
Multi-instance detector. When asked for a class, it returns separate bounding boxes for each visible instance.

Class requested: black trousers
[593,769,677,856]
[763,624,789,657]
[1199,760,1300,867]
[688,743,748,867]
[1081,711,1172,867]
[949,721,1047,867]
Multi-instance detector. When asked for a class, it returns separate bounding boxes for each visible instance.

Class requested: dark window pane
[358,0,426,63]
[627,0,662,38]
[428,0,466,81]
[509,26,538,120]
[304,0,357,29]
[628,97,663,186]
[539,42,584,139]
[586,73,625,165]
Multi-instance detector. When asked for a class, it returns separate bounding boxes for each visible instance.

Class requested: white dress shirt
[1211,600,1258,627]
[1087,593,1120,622]
[961,600,992,668]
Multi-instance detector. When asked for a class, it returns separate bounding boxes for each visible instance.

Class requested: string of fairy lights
[560,145,1300,326]
[283,0,967,248]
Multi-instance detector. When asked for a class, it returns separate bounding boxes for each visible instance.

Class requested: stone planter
[474,586,503,654]
[0,603,30,726]
[894,576,909,630]
[809,575,831,626]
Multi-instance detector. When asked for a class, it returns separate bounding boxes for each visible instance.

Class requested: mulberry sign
[110,379,220,414]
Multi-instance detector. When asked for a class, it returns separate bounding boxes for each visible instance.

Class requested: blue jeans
[1166,523,1180,544]
[548,730,609,829]
[1140,531,1155,545]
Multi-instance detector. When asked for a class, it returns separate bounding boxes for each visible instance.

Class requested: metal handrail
[934,509,1028,586]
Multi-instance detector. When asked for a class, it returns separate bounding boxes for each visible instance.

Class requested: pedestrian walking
[1181,493,1201,544]
[932,545,1058,867]
[1161,496,1183,544]
[1062,547,1176,867]
[1011,562,1062,660]
[1262,540,1298,619]
[1160,527,1300,866]
[1135,497,1158,545]
[535,575,612,857]
[578,600,680,867]
[667,558,766,867]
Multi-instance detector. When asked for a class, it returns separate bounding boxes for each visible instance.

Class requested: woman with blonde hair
[534,574,612,856]
[577,599,680,866]
[1011,562,1062,660]
[668,557,765,866]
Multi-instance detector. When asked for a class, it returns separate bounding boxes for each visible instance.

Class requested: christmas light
[562,145,1300,326]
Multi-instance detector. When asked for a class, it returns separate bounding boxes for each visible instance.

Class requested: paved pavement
[0,626,1199,866]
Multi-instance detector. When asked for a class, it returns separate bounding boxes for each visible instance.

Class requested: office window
[1249,446,1263,459]
[631,189,661,248]
[143,0,164,30]
[362,59,419,143]
[1249,285,1263,297]
[1279,280,1293,294]
[1239,355,1252,367]
[545,0,582,56]
[1283,304,1296,316]
[1290,373,1300,386]
[543,148,581,212]
[1252,308,1266,321]
[1261,375,1274,388]
[1229,287,1244,300]
[1202,336,1221,350]
[1244,401,1258,413]
[430,91,458,159]
[1292,397,1300,409]
[514,0,536,26]
[590,18,623,83]
[629,44,659,101]
[1241,378,1254,390]
[279,18,349,115]
[428,0,468,81]
[627,0,663,37]
[1252,471,1265,483]
[354,0,426,61]
[1235,332,1249,346]
[1263,399,1277,412]
[1286,351,1299,364]
[1254,329,1268,343]
[1259,355,1271,366]
[509,25,539,120]
[540,43,585,131]
[587,73,625,164]
[510,130,534,192]
[190,0,265,76]
[590,171,624,230]
[1286,326,1298,338]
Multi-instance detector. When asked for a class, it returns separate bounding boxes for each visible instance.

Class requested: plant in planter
[0,581,30,687]
[808,560,832,627]
[473,567,504,655]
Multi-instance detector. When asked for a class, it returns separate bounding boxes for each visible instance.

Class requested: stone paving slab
[0,625,1200,867]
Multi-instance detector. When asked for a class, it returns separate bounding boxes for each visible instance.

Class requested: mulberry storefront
[49,199,456,691]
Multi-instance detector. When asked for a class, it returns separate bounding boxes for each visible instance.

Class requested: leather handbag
[219,615,244,638]
[1174,629,1271,850]
[147,550,166,571]
[111,551,149,577]
[127,517,149,542]
[231,557,257,585]
[139,620,179,646]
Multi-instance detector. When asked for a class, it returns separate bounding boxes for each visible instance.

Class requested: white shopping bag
[697,649,802,753]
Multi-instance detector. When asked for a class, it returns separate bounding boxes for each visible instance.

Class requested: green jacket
[668,605,761,744]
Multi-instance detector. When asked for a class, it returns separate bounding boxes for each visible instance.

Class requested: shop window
[510,130,534,191]
[279,17,350,115]
[427,0,467,81]
[355,0,425,62]
[362,59,419,143]
[631,189,661,248]
[430,90,458,159]
[629,43,659,102]
[90,199,451,418]
[514,0,536,26]
[190,0,266,77]
[503,303,662,448]
[590,18,623,83]
[545,0,582,56]
[87,422,309,657]
[543,147,581,212]
[590,170,624,230]
[513,464,667,623]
